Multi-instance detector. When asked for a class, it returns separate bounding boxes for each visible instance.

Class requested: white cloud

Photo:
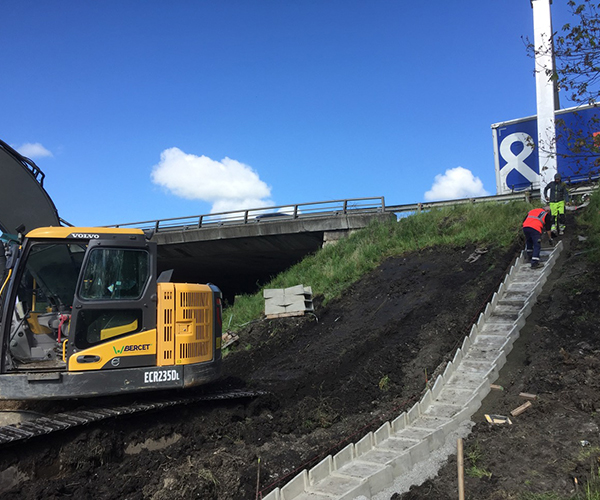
[424,167,489,202]
[15,142,53,159]
[151,147,273,213]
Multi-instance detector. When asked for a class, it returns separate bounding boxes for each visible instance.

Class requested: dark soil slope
[0,211,596,500]
[399,212,600,500]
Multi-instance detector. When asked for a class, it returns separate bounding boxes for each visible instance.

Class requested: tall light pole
[531,0,559,201]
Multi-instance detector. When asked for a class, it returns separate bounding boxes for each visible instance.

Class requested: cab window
[79,248,149,300]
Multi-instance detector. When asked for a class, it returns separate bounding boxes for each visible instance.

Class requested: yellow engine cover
[157,283,214,366]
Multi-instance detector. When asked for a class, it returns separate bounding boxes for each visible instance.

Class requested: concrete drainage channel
[263,241,563,500]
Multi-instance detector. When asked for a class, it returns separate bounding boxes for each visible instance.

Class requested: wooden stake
[510,401,532,417]
[457,438,465,500]
[255,457,261,500]
[519,392,537,400]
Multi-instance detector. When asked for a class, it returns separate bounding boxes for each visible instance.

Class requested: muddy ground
[0,210,598,499]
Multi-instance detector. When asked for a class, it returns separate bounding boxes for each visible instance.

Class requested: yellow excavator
[0,140,222,400]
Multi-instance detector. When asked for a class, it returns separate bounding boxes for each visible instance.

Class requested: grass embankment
[223,200,534,332]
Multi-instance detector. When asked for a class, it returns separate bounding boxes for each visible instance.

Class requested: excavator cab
[0,228,223,400]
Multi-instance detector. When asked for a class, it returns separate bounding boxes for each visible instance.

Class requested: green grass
[465,440,492,480]
[223,199,532,331]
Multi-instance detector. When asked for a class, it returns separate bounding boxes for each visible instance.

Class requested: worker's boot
[531,260,543,269]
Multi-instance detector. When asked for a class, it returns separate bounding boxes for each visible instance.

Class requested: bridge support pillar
[323,230,355,247]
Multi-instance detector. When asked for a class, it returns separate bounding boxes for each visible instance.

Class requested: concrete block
[335,461,392,496]
[431,375,445,400]
[520,301,533,317]
[309,475,367,500]
[490,291,499,309]
[435,384,473,407]
[408,439,430,463]
[468,324,478,343]
[265,303,288,315]
[333,444,354,470]
[446,369,488,392]
[262,488,280,500]
[385,452,414,477]
[356,447,411,476]
[460,359,494,373]
[374,422,391,445]
[391,413,407,433]
[450,404,476,427]
[364,464,394,497]
[420,389,433,411]
[406,401,421,424]
[479,322,510,335]
[355,433,374,457]
[264,284,314,316]
[442,360,456,381]
[284,296,311,309]
[423,402,464,420]
[281,470,308,500]
[377,436,421,454]
[284,284,308,295]
[461,336,472,352]
[452,348,463,366]
[472,334,509,349]
[500,337,513,355]
[263,289,284,299]
[472,380,491,402]
[409,421,447,450]
[483,302,492,321]
[476,314,485,331]
[309,456,332,485]
[286,493,330,500]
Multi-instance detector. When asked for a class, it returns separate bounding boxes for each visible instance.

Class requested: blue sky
[1,0,577,227]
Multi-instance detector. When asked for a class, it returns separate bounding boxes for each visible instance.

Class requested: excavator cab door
[67,238,158,363]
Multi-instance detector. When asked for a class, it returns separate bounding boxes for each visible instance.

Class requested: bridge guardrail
[108,191,543,234]
[109,197,386,233]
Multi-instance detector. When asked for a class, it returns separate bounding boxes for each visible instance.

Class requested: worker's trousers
[523,227,542,263]
[549,201,565,233]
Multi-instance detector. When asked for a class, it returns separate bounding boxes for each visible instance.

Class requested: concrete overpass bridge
[111,198,395,301]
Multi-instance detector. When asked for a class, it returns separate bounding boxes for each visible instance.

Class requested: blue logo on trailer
[494,105,600,194]
[495,118,539,193]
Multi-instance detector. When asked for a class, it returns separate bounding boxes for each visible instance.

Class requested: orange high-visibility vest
[523,208,547,232]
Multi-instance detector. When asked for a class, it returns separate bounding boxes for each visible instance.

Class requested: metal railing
[109,196,386,233]
[107,190,558,234]
[384,191,539,214]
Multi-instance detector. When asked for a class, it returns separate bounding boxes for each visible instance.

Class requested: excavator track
[0,388,266,447]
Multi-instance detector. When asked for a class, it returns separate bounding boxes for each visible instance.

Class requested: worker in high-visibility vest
[543,173,570,235]
[522,207,553,268]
